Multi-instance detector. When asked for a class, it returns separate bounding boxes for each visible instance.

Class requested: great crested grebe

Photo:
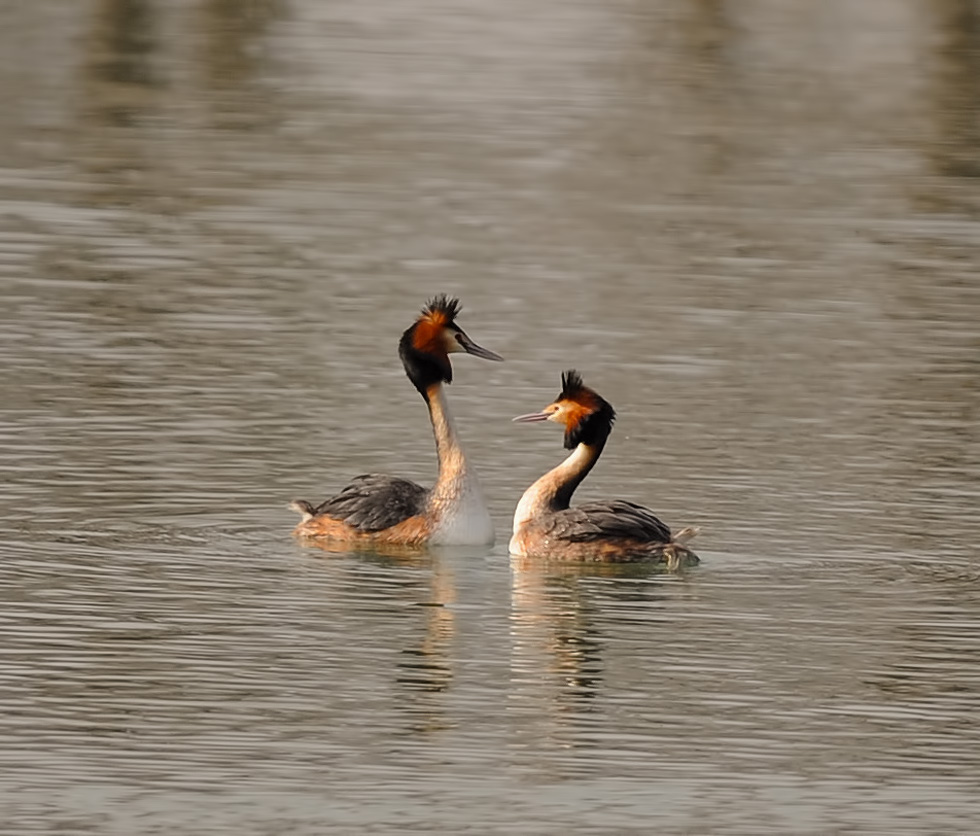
[510,370,699,566]
[291,295,502,546]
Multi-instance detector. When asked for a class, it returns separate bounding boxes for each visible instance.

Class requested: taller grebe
[291,295,502,546]
[510,370,699,566]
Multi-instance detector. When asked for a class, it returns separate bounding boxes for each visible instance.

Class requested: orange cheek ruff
[294,514,434,547]
[412,314,451,356]
[558,400,592,430]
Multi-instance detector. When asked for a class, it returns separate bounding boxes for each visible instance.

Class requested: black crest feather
[557,369,616,449]
[400,296,459,398]
[421,294,461,322]
[560,369,585,399]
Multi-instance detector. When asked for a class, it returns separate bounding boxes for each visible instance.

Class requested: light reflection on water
[2,0,980,833]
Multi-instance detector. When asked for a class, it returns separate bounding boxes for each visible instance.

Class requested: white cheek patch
[444,330,464,354]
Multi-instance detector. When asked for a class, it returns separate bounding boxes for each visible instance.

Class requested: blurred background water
[1,1,979,833]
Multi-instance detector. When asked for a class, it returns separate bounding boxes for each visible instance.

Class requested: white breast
[429,471,495,545]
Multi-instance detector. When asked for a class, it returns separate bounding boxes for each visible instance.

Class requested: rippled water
[2,1,980,833]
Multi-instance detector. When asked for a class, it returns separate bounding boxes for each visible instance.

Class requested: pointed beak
[456,329,503,362]
[512,411,552,423]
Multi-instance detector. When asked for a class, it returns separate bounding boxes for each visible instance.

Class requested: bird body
[291,296,500,547]
[510,371,699,566]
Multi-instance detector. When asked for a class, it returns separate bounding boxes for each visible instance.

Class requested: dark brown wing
[543,500,672,545]
[312,474,429,532]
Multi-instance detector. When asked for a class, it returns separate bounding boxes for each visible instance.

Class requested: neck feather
[425,383,466,489]
[423,382,493,544]
[512,439,606,532]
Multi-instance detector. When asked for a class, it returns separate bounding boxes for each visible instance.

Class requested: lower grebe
[291,296,502,547]
[510,370,699,566]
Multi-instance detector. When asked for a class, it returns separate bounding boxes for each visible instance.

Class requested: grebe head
[514,370,616,449]
[399,295,503,395]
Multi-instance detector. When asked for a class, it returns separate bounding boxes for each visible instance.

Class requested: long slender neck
[420,382,493,544]
[512,438,606,532]
[425,382,467,491]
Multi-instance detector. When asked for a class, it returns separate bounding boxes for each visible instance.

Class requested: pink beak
[512,411,552,423]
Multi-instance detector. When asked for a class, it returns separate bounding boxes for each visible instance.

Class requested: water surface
[2,1,979,833]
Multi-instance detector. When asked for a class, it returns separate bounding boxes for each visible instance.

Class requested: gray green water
[2,1,979,833]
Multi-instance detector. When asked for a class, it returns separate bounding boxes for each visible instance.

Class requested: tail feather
[289,499,316,523]
[663,526,700,570]
[672,526,699,545]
